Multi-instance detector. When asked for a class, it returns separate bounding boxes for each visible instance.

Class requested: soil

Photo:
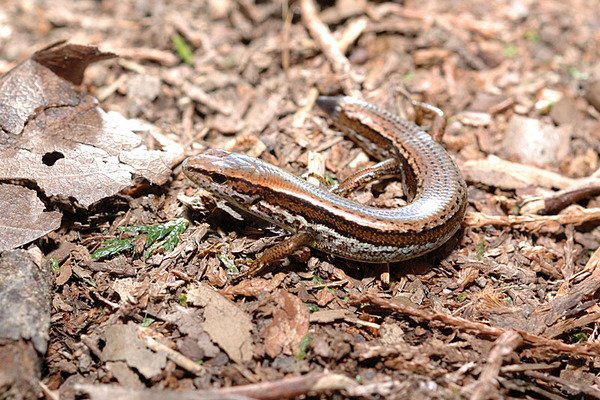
[2,0,600,399]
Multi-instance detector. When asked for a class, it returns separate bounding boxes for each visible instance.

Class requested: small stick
[466,331,523,400]
[75,372,356,400]
[138,328,205,376]
[538,184,600,214]
[352,293,600,357]
[300,0,360,96]
[464,208,600,231]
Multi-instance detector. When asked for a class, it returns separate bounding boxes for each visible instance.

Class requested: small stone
[501,115,571,166]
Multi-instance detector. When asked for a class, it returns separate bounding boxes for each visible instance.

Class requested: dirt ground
[2,0,600,399]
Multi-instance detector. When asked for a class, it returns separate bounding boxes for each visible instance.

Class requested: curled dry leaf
[163,305,220,360]
[462,155,583,190]
[0,184,62,251]
[219,272,287,299]
[0,42,183,250]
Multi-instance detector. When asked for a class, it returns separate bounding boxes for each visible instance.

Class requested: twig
[75,372,356,400]
[523,370,600,398]
[216,372,356,399]
[464,208,600,231]
[523,183,600,215]
[138,328,205,376]
[182,81,232,115]
[352,293,600,357]
[300,0,360,96]
[336,17,367,54]
[501,362,560,373]
[541,246,600,328]
[467,331,523,400]
[374,4,506,39]
[38,381,59,400]
[281,1,293,71]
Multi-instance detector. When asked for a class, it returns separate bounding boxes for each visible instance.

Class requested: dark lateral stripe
[227,177,465,248]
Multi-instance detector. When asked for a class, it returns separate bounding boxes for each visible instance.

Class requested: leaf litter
[2,0,600,399]
[0,42,183,250]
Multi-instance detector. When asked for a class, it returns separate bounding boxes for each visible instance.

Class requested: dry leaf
[0,86,182,207]
[0,42,183,251]
[219,273,287,299]
[164,305,220,359]
[188,283,254,363]
[0,184,62,251]
[501,115,571,166]
[101,323,167,379]
[262,289,309,358]
[462,155,580,190]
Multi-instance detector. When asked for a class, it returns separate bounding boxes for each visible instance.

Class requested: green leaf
[296,335,311,360]
[92,218,189,261]
[92,238,136,260]
[172,33,194,65]
[141,316,155,327]
[217,253,239,274]
[568,66,588,81]
[523,30,540,43]
[476,241,486,258]
[49,257,60,273]
[305,303,318,313]
[403,71,415,83]
[572,332,588,343]
[324,172,338,188]
[179,294,188,306]
[143,218,189,259]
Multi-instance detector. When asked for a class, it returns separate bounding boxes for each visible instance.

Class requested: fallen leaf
[0,42,184,250]
[309,309,348,323]
[32,40,116,86]
[219,272,287,299]
[316,287,336,307]
[188,283,253,363]
[261,289,310,358]
[0,184,62,251]
[163,305,220,359]
[462,155,581,190]
[0,91,182,207]
[101,322,167,379]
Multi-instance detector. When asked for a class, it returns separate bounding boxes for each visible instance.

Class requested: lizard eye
[209,173,227,184]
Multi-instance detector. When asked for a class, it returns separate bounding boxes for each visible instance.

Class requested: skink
[183,96,467,271]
